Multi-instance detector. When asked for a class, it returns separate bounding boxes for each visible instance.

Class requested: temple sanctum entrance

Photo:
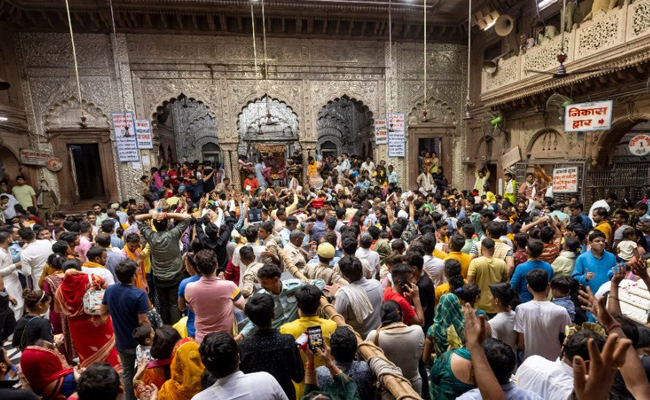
[317,95,373,158]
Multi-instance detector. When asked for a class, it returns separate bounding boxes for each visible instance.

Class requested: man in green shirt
[136,210,191,324]
[11,176,37,212]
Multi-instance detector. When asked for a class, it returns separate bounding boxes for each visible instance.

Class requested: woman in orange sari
[157,338,204,400]
[53,259,121,371]
[134,326,181,391]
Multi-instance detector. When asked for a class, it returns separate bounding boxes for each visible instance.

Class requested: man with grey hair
[355,232,380,279]
[283,229,308,270]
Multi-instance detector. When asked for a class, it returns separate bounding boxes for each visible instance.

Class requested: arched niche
[317,94,373,157]
[45,97,110,131]
[151,93,219,164]
[237,95,299,157]
[595,116,650,167]
[526,129,568,159]
[408,97,458,128]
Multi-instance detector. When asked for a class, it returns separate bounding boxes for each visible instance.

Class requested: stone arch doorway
[407,96,457,190]
[236,95,299,187]
[594,116,650,167]
[0,144,23,184]
[584,118,650,204]
[152,93,219,165]
[45,97,119,207]
[317,95,373,158]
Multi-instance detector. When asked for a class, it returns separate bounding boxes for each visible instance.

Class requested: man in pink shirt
[75,222,93,263]
[185,249,245,343]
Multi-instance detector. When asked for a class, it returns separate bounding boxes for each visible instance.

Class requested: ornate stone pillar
[111,33,140,200]
[219,141,239,189]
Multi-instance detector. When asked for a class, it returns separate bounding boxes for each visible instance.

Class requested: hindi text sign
[564,100,613,132]
[553,166,579,193]
[19,149,53,166]
[375,119,388,145]
[387,113,405,157]
[135,119,154,149]
[112,112,140,162]
[628,134,650,156]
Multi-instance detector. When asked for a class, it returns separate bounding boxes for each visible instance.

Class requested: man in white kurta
[19,230,53,289]
[0,232,23,320]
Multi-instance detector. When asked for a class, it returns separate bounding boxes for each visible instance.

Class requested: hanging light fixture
[64,0,86,127]
[422,0,429,122]
[463,0,474,120]
[265,95,273,125]
[387,0,393,131]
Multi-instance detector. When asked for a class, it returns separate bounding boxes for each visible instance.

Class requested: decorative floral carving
[407,97,457,128]
[522,36,570,77]
[632,1,650,38]
[484,57,518,92]
[577,15,620,57]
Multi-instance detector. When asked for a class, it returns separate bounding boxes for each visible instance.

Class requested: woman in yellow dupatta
[122,233,149,294]
[157,338,204,400]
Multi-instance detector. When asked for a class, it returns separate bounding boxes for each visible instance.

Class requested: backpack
[83,274,105,315]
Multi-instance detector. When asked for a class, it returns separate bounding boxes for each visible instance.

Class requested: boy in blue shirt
[572,230,617,293]
[510,239,554,303]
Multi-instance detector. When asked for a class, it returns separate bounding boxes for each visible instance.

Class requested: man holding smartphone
[280,284,337,399]
[382,263,425,326]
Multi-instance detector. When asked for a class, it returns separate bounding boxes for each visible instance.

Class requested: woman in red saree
[53,259,121,371]
[42,252,77,363]
[20,344,77,400]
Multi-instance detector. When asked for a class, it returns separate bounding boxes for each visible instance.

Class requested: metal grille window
[584,161,650,207]
[514,160,587,205]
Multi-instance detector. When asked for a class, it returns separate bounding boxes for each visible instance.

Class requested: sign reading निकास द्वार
[553,166,579,193]
[387,113,405,157]
[375,119,388,145]
[628,134,650,156]
[564,100,613,132]
[112,112,140,162]
[135,119,154,150]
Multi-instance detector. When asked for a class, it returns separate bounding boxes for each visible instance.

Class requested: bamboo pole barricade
[276,247,423,400]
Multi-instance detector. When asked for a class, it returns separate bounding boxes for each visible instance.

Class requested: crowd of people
[1,153,650,400]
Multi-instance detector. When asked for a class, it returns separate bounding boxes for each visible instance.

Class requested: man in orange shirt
[242,172,260,196]
[444,234,471,278]
[593,207,613,249]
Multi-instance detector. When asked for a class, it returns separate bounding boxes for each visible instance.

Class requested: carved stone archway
[235,95,300,187]
[45,96,111,131]
[151,94,220,164]
[317,95,374,157]
[525,128,568,159]
[594,115,650,168]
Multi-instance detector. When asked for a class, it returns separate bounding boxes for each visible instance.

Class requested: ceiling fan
[525,0,613,79]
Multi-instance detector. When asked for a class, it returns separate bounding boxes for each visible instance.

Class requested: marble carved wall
[13,31,468,198]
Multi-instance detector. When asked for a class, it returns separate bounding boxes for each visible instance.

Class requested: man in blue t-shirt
[572,230,617,293]
[178,259,200,338]
[101,259,150,400]
[510,239,554,303]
